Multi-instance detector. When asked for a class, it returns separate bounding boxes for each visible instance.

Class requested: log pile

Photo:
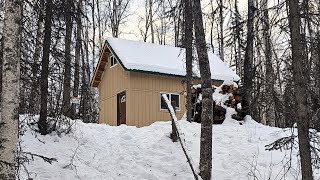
[191,81,244,124]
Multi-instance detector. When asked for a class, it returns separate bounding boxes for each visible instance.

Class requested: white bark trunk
[0,0,21,179]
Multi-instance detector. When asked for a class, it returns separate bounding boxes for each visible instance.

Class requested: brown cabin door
[117,91,126,126]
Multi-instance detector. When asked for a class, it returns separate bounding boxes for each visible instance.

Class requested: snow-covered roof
[91,37,240,87]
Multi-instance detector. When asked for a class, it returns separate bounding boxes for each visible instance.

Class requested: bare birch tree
[139,0,156,42]
[107,0,131,38]
[0,0,22,179]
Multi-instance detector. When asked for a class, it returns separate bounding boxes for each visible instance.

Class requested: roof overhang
[90,38,238,88]
[90,44,111,87]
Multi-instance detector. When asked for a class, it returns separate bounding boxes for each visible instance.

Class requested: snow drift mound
[19,113,320,180]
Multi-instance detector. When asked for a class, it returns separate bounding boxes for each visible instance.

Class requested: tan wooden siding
[128,72,186,127]
[98,54,130,125]
[98,51,225,127]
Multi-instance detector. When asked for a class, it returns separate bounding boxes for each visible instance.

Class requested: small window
[160,93,169,109]
[110,55,117,67]
[160,93,180,111]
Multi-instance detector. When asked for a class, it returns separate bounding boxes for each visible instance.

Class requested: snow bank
[19,117,193,180]
[19,114,320,179]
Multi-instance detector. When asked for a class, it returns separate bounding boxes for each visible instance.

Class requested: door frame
[117,91,126,126]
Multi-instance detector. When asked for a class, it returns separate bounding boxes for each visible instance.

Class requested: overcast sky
[115,0,249,42]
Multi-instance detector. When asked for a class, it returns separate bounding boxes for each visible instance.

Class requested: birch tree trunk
[193,0,213,178]
[0,37,3,107]
[0,0,22,179]
[288,0,313,179]
[185,0,193,122]
[38,0,53,135]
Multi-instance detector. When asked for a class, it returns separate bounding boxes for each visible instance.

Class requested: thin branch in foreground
[23,152,58,164]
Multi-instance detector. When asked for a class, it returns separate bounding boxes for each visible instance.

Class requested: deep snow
[19,112,320,180]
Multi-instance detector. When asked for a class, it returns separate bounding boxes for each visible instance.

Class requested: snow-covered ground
[19,112,320,180]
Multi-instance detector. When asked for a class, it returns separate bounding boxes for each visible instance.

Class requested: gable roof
[91,37,240,87]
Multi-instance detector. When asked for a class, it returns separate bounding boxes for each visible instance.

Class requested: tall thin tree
[218,0,224,61]
[62,0,73,117]
[0,0,22,178]
[185,0,193,122]
[193,0,213,179]
[30,0,44,113]
[0,37,3,107]
[38,0,53,135]
[288,0,313,179]
[72,0,83,119]
[242,0,255,117]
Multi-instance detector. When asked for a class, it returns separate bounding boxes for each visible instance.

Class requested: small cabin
[90,38,240,127]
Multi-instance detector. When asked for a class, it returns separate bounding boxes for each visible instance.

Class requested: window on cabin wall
[160,93,180,111]
[110,55,117,67]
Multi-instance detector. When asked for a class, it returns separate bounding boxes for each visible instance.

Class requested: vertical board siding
[98,54,129,126]
[130,72,186,127]
[98,51,224,127]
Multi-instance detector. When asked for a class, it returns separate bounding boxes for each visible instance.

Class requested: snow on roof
[106,37,240,81]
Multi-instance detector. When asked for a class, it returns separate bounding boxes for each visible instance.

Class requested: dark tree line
[12,0,100,135]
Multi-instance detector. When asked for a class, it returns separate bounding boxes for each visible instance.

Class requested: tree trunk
[96,0,103,49]
[112,0,119,37]
[317,3,320,97]
[0,37,3,107]
[149,0,154,43]
[288,0,313,179]
[0,0,21,179]
[62,0,73,117]
[262,0,276,126]
[218,0,224,61]
[30,4,44,114]
[193,0,213,179]
[209,0,215,53]
[242,0,255,117]
[185,0,193,122]
[72,0,82,119]
[38,0,53,135]
[317,32,320,96]
[234,0,242,79]
[91,0,96,76]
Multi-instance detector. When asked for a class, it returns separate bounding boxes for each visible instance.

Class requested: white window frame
[160,92,180,111]
[110,55,117,68]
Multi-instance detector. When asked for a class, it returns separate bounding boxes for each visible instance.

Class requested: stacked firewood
[191,81,243,124]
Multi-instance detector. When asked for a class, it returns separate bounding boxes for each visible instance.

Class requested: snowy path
[20,121,194,180]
